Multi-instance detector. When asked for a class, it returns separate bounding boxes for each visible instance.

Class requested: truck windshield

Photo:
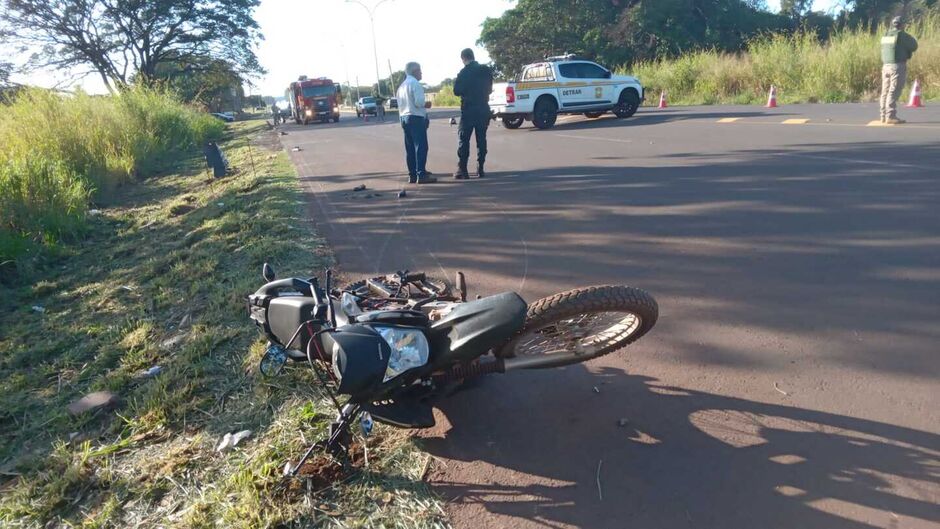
[301,85,335,97]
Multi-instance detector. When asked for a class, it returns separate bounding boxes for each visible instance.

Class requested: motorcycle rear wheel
[497,285,657,368]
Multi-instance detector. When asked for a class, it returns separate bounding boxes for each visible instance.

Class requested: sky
[13,0,842,96]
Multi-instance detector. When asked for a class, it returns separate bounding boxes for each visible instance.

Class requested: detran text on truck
[286,76,342,125]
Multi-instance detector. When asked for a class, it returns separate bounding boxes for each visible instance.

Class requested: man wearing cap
[880,16,918,124]
[452,48,494,179]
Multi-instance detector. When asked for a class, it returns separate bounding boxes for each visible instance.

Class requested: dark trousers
[401,115,429,179]
[457,107,490,167]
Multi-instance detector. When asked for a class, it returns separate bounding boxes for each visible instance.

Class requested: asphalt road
[284,103,940,529]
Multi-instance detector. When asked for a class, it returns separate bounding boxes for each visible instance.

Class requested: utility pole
[387,58,395,97]
[355,76,361,101]
[346,0,393,97]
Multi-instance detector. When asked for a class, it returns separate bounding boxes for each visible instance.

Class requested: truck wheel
[613,89,640,119]
[532,98,558,130]
[502,116,524,129]
[585,111,605,118]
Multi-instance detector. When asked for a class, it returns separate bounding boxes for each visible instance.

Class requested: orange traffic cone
[906,79,924,108]
[766,85,778,108]
[658,90,668,109]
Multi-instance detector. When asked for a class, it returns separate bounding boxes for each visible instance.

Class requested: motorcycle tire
[497,285,658,368]
[342,276,451,299]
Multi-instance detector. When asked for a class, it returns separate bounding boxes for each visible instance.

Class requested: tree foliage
[0,0,263,93]
[841,0,940,25]
[479,0,790,76]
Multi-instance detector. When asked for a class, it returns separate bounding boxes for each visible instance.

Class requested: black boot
[453,163,469,179]
[476,162,485,178]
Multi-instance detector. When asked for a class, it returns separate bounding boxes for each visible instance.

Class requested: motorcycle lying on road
[247,265,658,475]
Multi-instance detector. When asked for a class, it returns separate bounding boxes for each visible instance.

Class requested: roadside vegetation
[429,85,461,108]
[0,88,224,268]
[0,117,447,528]
[630,15,940,105]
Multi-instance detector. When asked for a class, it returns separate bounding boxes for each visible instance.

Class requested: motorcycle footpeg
[362,400,435,429]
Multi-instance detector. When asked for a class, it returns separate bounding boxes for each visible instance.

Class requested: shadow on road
[522,109,789,131]
[421,368,940,529]
[297,135,940,528]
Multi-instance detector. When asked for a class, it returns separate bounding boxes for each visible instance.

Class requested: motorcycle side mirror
[262,262,276,282]
[260,344,288,377]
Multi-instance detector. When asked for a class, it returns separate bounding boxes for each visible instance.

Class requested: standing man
[397,62,436,184]
[880,16,918,124]
[453,48,493,179]
[377,97,386,122]
[271,101,280,125]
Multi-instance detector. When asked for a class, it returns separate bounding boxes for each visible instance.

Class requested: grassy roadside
[630,15,940,105]
[0,117,448,528]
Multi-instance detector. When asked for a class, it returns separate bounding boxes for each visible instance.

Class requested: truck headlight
[372,326,429,381]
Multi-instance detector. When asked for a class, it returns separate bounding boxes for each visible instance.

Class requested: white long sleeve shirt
[396,75,427,118]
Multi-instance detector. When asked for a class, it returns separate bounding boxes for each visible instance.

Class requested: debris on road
[449,117,457,125]
[773,382,790,396]
[592,386,600,394]
[398,190,407,198]
[596,459,604,501]
[217,430,253,452]
[291,146,302,152]
[67,391,119,415]
[353,184,367,192]
[617,418,630,427]
[279,131,288,135]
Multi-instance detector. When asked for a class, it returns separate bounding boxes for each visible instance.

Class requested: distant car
[385,97,398,110]
[355,97,377,117]
[210,112,235,122]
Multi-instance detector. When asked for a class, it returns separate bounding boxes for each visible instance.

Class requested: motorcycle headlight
[305,109,312,116]
[372,326,429,382]
[332,106,339,112]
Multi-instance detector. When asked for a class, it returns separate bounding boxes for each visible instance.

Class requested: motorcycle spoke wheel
[498,285,658,368]
[513,311,642,357]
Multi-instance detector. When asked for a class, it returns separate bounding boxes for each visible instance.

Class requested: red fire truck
[286,76,342,125]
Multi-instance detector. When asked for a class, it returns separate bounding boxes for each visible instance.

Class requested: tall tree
[0,0,263,93]
[843,0,939,25]
[479,0,623,77]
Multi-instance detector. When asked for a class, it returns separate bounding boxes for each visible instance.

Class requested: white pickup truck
[489,56,644,130]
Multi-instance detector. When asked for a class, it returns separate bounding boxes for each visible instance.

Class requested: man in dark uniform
[453,48,493,179]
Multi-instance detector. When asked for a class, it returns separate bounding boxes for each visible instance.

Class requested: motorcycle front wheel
[497,285,658,368]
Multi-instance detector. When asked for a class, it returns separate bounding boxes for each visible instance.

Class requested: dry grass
[630,14,940,105]
[0,117,449,528]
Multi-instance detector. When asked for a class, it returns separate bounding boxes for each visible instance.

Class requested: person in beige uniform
[880,16,918,124]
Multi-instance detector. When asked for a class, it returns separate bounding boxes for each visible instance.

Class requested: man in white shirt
[396,62,436,184]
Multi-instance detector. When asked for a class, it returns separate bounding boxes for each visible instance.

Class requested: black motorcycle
[247,265,658,475]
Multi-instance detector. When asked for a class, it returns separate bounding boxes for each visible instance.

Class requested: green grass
[0,118,448,528]
[0,87,225,267]
[429,85,461,108]
[629,14,940,105]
